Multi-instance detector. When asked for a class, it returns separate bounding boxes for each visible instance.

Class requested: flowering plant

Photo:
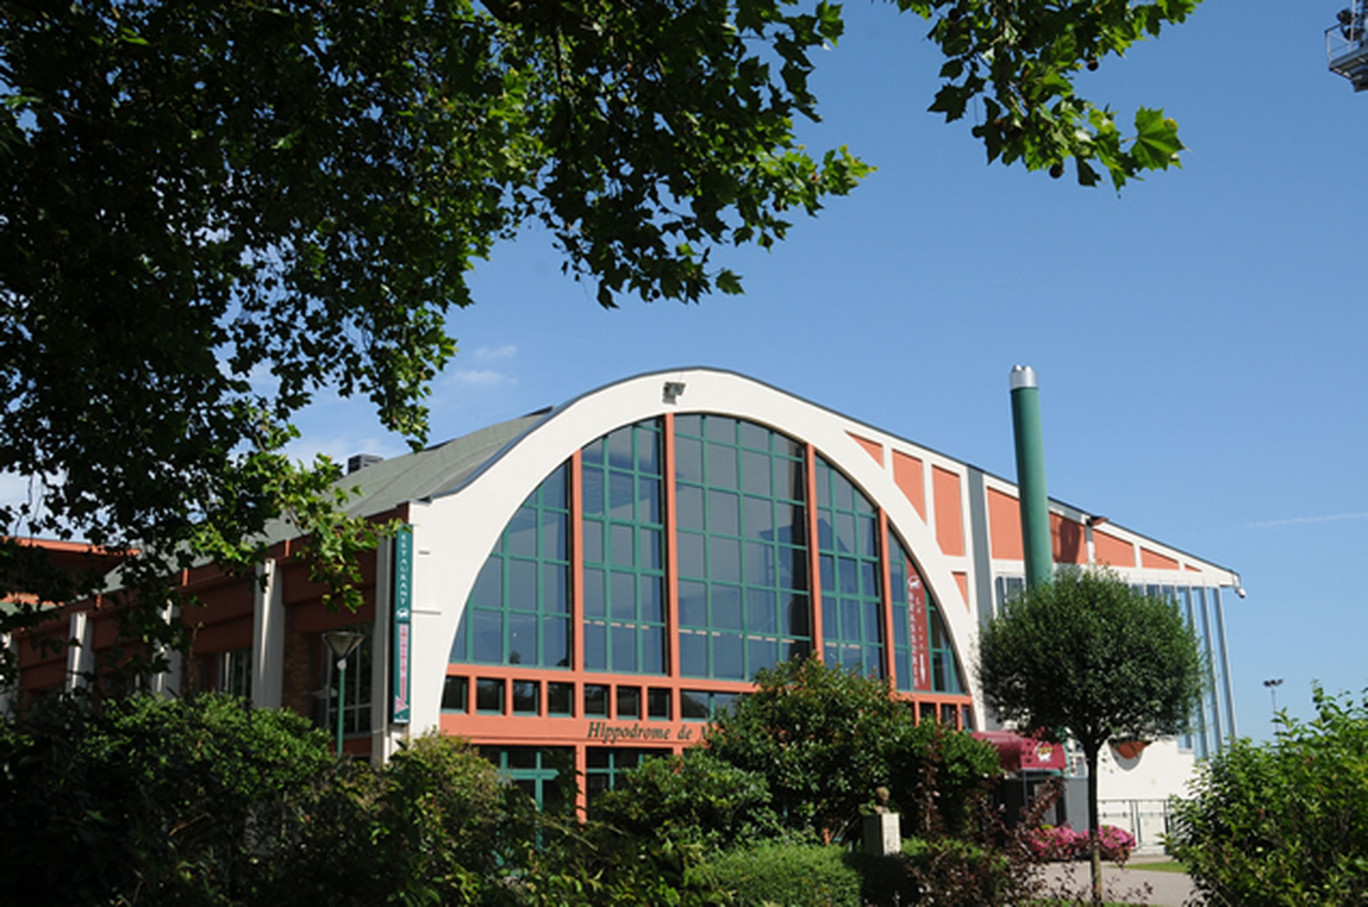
[1023,823,1135,863]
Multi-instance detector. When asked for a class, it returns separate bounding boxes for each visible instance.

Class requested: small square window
[513,680,539,714]
[548,682,574,716]
[648,687,671,720]
[584,684,609,717]
[681,690,709,720]
[617,685,641,719]
[441,675,469,712]
[476,677,504,713]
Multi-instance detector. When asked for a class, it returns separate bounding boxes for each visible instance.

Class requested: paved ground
[1034,857,1200,906]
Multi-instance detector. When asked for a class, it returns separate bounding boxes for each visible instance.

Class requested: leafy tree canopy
[0,0,1202,676]
[703,656,999,842]
[1171,687,1368,906]
[976,567,1203,903]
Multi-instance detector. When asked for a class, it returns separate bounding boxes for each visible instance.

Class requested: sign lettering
[391,526,413,723]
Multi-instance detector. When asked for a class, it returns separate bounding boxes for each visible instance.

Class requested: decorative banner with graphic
[907,562,931,691]
[391,526,413,724]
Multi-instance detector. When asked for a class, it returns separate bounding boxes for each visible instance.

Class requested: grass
[1126,859,1188,873]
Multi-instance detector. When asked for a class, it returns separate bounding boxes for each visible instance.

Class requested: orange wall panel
[932,466,965,557]
[953,572,969,610]
[892,450,926,519]
[1050,514,1087,565]
[1141,548,1180,570]
[849,432,884,466]
[987,488,1024,560]
[1094,531,1135,567]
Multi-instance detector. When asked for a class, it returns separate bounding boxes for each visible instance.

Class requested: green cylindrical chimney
[1010,365,1052,588]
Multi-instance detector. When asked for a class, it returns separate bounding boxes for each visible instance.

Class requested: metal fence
[1097,799,1174,851]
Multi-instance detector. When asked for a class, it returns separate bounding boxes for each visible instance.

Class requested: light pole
[323,630,366,757]
[1263,677,1284,716]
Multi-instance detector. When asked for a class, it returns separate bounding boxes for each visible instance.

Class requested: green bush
[593,748,786,852]
[1170,687,1368,906]
[0,692,337,905]
[704,656,1001,844]
[708,843,863,907]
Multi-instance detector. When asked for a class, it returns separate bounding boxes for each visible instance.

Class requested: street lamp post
[1263,677,1284,716]
[323,631,366,757]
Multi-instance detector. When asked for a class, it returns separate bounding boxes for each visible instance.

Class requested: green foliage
[0,692,335,905]
[1170,687,1368,906]
[703,656,1000,843]
[907,0,1199,188]
[708,842,863,907]
[592,748,786,852]
[978,568,1204,759]
[1,0,1202,685]
[977,567,1204,905]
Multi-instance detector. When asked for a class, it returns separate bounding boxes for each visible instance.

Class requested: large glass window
[319,627,370,736]
[582,420,667,674]
[675,415,811,680]
[452,464,571,668]
[815,456,884,676]
[482,746,572,811]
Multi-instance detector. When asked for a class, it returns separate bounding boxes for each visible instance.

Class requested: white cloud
[472,344,517,362]
[448,368,516,389]
[1245,512,1368,529]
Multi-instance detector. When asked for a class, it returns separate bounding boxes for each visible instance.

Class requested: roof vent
[347,453,384,475]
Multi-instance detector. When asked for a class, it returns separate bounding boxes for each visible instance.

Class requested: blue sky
[293,0,1367,742]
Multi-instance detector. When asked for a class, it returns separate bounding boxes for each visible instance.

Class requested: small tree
[703,656,999,844]
[1170,687,1368,906]
[977,568,1203,906]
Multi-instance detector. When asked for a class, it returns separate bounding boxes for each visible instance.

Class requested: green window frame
[815,456,885,677]
[451,464,571,669]
[585,747,668,801]
[675,414,811,680]
[581,420,667,674]
[482,746,572,811]
[321,626,371,736]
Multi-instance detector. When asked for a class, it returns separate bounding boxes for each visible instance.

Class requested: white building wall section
[402,369,984,736]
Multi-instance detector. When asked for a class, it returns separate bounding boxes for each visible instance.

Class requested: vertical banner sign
[907,563,931,691]
[391,526,413,724]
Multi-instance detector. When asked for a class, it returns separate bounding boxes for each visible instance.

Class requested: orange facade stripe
[1141,548,1180,570]
[1050,513,1087,565]
[805,442,824,656]
[1093,530,1136,568]
[892,450,925,519]
[986,488,1024,560]
[849,432,884,466]
[932,466,965,557]
[662,414,681,680]
[571,449,586,674]
[953,572,969,610]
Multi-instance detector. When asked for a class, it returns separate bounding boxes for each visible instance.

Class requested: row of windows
[452,415,966,693]
[441,674,742,722]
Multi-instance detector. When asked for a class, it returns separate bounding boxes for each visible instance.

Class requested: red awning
[973,730,1067,772]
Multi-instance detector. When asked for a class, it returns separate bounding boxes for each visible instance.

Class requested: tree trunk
[1085,743,1102,907]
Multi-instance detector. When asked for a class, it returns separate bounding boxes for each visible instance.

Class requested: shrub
[903,836,1035,904]
[1170,687,1368,905]
[592,748,786,853]
[1023,824,1134,863]
[0,692,337,905]
[708,843,863,907]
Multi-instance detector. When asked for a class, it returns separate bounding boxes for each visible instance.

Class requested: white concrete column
[252,559,285,709]
[66,611,93,691]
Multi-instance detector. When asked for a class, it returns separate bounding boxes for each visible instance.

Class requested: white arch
[403,369,980,735]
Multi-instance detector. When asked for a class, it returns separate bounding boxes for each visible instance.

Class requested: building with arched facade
[9,368,1241,831]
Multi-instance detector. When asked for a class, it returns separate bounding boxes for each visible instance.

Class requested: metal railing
[1097,799,1174,851]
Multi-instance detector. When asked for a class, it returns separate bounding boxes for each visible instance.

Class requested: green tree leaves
[1171,688,1368,906]
[977,567,1204,904]
[0,1,1202,684]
